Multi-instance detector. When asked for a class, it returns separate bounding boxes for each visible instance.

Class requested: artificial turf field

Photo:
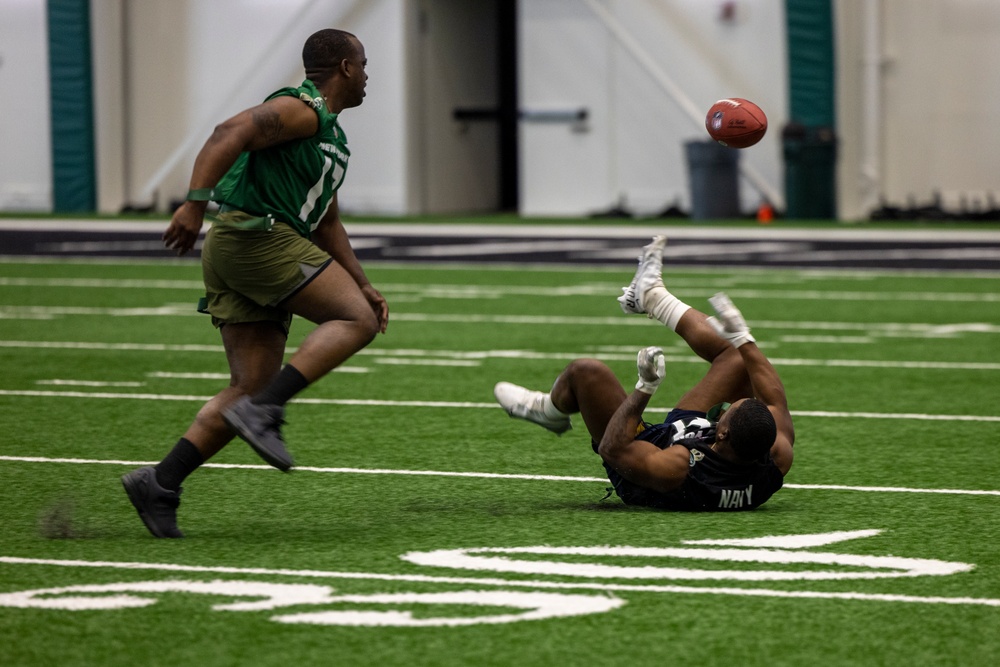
[0,255,998,666]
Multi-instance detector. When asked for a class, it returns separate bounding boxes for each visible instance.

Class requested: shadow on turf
[537,498,796,514]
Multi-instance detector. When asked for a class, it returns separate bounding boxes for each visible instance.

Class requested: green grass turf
[0,257,998,666]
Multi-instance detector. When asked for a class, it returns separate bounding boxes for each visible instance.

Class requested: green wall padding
[785,0,835,127]
[784,0,836,218]
[47,0,96,212]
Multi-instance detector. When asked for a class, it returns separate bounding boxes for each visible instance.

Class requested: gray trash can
[685,140,740,219]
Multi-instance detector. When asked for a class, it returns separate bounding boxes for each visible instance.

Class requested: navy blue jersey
[600,409,784,511]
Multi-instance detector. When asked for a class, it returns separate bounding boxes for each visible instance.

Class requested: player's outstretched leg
[493,382,572,435]
[618,235,691,331]
[618,235,667,315]
[121,466,184,538]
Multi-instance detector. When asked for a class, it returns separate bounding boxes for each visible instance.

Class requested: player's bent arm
[601,440,692,494]
[164,97,321,255]
[313,197,389,333]
[191,96,320,188]
[709,293,794,476]
[737,342,795,476]
[737,342,795,446]
[597,390,690,493]
[770,435,794,476]
[312,194,371,287]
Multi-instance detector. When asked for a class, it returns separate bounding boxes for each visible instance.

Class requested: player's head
[303,29,366,103]
[717,398,776,462]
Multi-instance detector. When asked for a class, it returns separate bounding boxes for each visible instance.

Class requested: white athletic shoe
[493,382,572,435]
[618,235,668,315]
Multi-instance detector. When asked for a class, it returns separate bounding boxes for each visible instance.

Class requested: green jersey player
[123,29,388,538]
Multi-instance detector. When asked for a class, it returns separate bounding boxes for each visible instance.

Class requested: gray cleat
[122,466,184,538]
[223,396,294,471]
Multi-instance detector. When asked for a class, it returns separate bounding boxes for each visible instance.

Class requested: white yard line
[4,254,1000,279]
[0,277,204,289]
[1,389,1000,422]
[0,305,952,333]
[1,455,998,497]
[1,390,1000,423]
[373,358,481,367]
[147,368,369,378]
[3,306,999,339]
[2,340,1000,370]
[35,379,145,387]
[3,306,1000,350]
[2,277,999,303]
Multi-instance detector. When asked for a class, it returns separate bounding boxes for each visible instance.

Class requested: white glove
[707,292,756,348]
[635,346,666,395]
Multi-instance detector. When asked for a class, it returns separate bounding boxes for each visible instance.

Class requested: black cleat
[223,396,294,471]
[121,466,184,538]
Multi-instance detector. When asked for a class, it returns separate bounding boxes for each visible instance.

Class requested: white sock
[643,287,691,331]
[541,393,569,418]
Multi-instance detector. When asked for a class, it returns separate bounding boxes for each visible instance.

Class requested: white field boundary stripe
[0,277,203,289]
[5,217,1000,241]
[790,410,1000,422]
[0,556,997,607]
[5,306,1000,339]
[385,285,1000,304]
[2,455,998,497]
[2,340,1000,371]
[2,277,999,303]
[2,390,1000,424]
[397,314,1000,336]
[5,253,1000,280]
[1,277,999,305]
[2,390,1000,423]
[0,456,604,484]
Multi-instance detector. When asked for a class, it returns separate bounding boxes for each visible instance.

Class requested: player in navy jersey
[495,236,794,511]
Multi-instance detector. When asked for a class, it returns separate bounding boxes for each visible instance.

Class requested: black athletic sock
[154,438,204,491]
[251,364,309,407]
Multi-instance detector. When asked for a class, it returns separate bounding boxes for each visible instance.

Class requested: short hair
[727,399,777,462]
[302,29,358,83]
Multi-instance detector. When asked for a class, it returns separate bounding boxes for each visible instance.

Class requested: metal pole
[860,0,883,216]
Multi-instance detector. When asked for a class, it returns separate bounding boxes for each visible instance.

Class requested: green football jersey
[212,79,350,237]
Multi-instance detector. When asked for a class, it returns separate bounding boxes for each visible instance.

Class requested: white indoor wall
[614,1,787,215]
[835,0,1000,220]
[91,0,410,214]
[518,2,615,217]
[4,0,999,219]
[881,0,1000,213]
[0,0,52,210]
[518,0,787,217]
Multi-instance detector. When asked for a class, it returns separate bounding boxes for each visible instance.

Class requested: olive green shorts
[200,214,332,332]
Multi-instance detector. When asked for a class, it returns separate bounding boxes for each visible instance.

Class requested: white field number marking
[0,581,622,627]
[0,531,982,627]
[402,530,973,582]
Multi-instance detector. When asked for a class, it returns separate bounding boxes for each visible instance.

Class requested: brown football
[705,98,768,148]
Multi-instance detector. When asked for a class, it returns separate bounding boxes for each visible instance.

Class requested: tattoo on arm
[252,108,285,144]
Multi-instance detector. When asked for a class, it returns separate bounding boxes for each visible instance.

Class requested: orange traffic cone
[756,201,774,224]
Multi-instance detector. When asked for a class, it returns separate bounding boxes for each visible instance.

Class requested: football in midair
[705,98,767,148]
